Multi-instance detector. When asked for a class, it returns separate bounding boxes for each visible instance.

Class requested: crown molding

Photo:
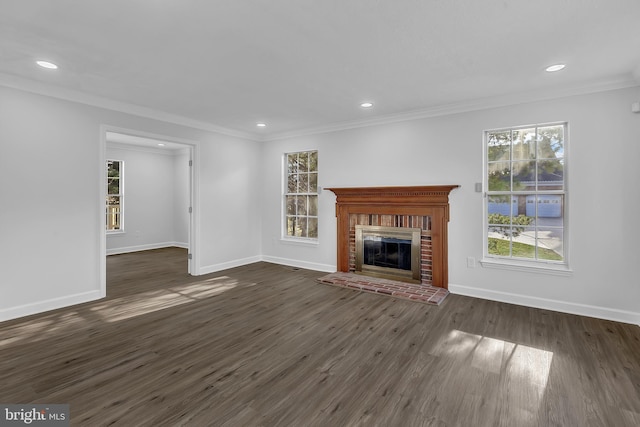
[0,73,261,142]
[2,72,637,144]
[262,76,640,142]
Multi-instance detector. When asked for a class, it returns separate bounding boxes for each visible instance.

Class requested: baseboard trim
[0,290,104,323]
[260,256,336,273]
[107,242,188,255]
[198,256,263,275]
[448,283,640,326]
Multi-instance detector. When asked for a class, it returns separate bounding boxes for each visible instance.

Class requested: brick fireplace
[326,185,458,288]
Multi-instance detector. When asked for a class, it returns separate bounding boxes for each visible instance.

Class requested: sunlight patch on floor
[90,277,238,322]
[430,329,553,404]
[0,312,86,347]
[0,277,242,346]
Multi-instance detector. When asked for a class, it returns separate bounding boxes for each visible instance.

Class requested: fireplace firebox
[355,225,421,283]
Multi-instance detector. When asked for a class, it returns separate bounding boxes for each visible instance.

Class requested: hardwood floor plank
[1,247,639,426]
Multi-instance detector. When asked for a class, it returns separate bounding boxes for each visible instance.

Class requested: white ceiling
[2,1,640,140]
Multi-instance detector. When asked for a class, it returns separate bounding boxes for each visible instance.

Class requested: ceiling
[2,1,640,140]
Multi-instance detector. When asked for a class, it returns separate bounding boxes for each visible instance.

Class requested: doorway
[100,127,199,294]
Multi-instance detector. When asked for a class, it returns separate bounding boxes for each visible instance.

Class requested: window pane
[107,179,120,195]
[299,173,309,193]
[309,151,318,171]
[512,161,535,190]
[537,125,564,160]
[308,218,318,238]
[106,213,120,231]
[487,232,510,256]
[512,128,536,160]
[511,212,534,235]
[107,195,120,206]
[296,217,307,237]
[287,174,297,193]
[107,160,120,175]
[309,172,318,193]
[107,161,121,194]
[488,223,511,238]
[487,131,511,162]
[287,153,298,174]
[106,196,121,231]
[308,195,318,216]
[298,152,309,171]
[537,227,564,261]
[488,195,512,216]
[286,196,296,215]
[512,227,536,259]
[527,195,563,222]
[537,160,564,190]
[296,195,307,215]
[488,161,511,191]
[286,216,296,236]
[286,216,309,237]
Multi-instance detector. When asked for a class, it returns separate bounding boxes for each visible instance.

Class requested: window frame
[106,159,124,233]
[481,122,571,275]
[282,150,319,242]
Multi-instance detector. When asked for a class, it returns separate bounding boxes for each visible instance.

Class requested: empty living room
[1,1,639,426]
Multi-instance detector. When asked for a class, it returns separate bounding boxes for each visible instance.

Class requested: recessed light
[256,123,267,128]
[36,60,58,69]
[157,143,165,147]
[360,102,374,108]
[545,64,565,72]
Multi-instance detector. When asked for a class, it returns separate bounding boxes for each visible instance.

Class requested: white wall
[0,85,261,321]
[260,86,640,324]
[106,144,190,254]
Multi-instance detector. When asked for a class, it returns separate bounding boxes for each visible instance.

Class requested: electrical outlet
[466,256,476,268]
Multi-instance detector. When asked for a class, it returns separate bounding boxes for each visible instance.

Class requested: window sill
[106,230,126,236]
[280,237,319,246]
[479,258,573,276]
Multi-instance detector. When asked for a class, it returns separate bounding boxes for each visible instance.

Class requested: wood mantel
[326,185,459,289]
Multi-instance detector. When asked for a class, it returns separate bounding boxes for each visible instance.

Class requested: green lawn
[488,237,563,261]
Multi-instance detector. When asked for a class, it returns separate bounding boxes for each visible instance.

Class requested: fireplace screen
[355,225,421,283]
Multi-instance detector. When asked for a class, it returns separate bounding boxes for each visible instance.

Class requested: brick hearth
[317,272,449,305]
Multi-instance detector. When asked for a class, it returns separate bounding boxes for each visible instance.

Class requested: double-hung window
[106,159,123,231]
[484,123,567,268]
[284,150,318,240]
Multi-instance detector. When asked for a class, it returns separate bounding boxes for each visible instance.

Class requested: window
[484,123,567,267]
[284,150,318,239]
[106,160,123,231]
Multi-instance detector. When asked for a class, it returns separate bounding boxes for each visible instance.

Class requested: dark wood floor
[1,247,639,426]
